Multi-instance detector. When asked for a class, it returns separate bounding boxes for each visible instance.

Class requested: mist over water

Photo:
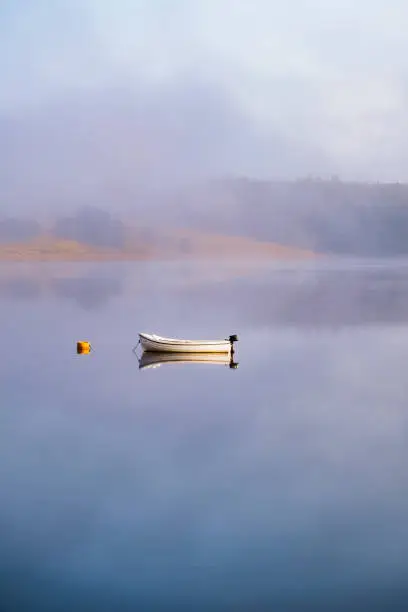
[2,2,408,608]
[1,260,408,611]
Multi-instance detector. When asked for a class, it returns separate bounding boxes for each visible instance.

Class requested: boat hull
[139,332,232,354]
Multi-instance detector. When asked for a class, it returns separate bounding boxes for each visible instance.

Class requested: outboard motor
[228,334,238,354]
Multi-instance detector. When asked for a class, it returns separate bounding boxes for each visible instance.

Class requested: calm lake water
[1,259,408,611]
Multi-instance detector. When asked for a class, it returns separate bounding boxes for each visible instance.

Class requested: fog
[2,2,408,257]
[1,0,408,219]
[1,80,306,212]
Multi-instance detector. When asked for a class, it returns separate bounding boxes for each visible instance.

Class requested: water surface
[1,259,408,611]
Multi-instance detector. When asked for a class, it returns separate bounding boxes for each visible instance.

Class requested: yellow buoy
[77,341,91,354]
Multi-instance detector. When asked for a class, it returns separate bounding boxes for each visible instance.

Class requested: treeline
[2,179,408,256]
[166,178,408,256]
[0,206,125,248]
[54,206,125,248]
[0,218,41,243]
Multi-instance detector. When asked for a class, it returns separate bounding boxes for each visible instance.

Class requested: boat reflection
[137,351,239,370]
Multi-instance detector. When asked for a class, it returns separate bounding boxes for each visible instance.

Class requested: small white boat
[138,351,239,370]
[138,332,238,354]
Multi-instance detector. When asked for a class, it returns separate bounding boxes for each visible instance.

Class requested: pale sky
[1,0,408,201]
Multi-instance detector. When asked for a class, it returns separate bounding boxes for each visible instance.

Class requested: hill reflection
[1,261,408,325]
[0,268,124,310]
[178,266,408,328]
[50,277,122,310]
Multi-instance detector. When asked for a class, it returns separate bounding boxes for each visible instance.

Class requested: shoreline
[0,236,318,263]
[0,252,318,262]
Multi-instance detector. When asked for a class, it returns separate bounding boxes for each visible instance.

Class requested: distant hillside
[3,176,408,259]
[159,178,408,256]
[0,235,147,261]
[0,231,315,262]
[0,205,316,262]
[126,225,316,260]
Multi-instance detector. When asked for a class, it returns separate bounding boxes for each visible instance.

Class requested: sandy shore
[0,233,317,262]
